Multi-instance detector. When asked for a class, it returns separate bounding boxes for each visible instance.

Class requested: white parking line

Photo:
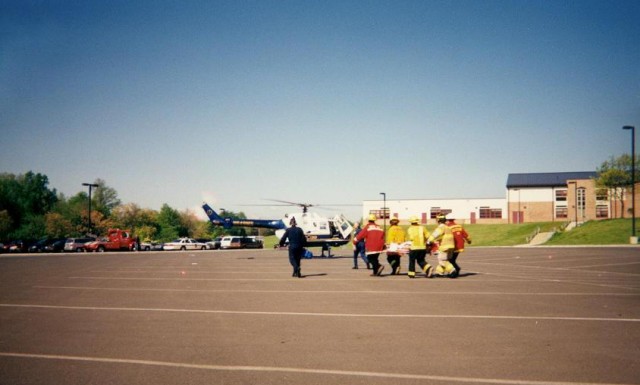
[1,303,638,322]
[34,285,640,296]
[0,352,634,385]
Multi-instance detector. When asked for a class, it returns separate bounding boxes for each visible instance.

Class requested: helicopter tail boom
[202,203,286,230]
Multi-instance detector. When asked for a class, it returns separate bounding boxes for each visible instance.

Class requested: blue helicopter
[202,201,354,248]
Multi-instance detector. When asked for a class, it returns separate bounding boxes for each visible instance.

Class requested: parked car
[220,236,263,249]
[242,236,264,249]
[0,242,11,253]
[28,239,50,253]
[9,240,37,253]
[64,237,96,252]
[139,241,163,251]
[195,238,216,250]
[43,238,66,253]
[211,236,222,249]
[162,238,207,251]
[29,238,66,253]
[220,236,240,249]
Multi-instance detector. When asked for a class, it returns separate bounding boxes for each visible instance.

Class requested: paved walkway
[527,231,555,245]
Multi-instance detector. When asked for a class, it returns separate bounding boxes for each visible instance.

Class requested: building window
[479,207,502,218]
[430,208,451,218]
[577,188,586,220]
[596,205,608,218]
[555,189,567,202]
[596,188,608,202]
[369,209,389,220]
[555,206,568,219]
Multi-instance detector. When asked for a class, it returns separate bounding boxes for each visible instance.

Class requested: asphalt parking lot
[1,246,639,385]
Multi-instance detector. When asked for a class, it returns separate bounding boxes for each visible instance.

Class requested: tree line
[0,171,255,242]
[0,155,635,242]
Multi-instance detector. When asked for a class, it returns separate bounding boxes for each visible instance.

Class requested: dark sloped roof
[506,172,597,188]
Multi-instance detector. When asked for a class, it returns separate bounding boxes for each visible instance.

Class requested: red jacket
[353,222,385,254]
[447,220,471,252]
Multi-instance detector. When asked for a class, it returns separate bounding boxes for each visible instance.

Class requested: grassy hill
[262,219,636,248]
[545,218,634,245]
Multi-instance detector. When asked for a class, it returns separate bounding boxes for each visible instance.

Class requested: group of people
[278,214,470,279]
[352,213,471,278]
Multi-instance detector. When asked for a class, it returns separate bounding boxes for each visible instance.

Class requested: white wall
[508,188,555,202]
[362,198,507,222]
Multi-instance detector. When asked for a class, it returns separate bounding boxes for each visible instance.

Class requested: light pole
[623,125,636,240]
[380,192,386,237]
[82,182,99,234]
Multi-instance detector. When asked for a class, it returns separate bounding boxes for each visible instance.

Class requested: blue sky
[2,0,639,221]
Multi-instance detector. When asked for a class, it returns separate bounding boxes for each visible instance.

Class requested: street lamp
[82,182,99,234]
[380,192,386,237]
[623,125,636,240]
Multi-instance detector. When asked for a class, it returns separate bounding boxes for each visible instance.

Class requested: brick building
[507,171,638,223]
[361,171,638,224]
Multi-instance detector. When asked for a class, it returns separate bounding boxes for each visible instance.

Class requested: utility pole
[82,182,99,234]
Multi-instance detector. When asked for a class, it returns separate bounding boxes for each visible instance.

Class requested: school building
[362,171,638,224]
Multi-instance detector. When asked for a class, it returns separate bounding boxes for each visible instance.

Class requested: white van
[64,237,95,252]
[220,236,241,249]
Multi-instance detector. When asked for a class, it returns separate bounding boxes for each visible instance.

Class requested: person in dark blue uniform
[279,217,307,278]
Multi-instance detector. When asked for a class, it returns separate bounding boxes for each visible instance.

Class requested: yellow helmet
[368,214,377,222]
[436,214,447,223]
[409,216,419,224]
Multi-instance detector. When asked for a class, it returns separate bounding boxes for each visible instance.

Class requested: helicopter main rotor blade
[264,199,314,207]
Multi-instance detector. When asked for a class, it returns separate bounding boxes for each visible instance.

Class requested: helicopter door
[332,214,354,239]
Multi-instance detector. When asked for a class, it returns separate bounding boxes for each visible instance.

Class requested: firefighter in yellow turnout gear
[385,217,405,275]
[427,214,457,277]
[406,216,434,278]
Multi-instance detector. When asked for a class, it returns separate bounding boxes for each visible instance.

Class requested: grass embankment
[261,219,635,248]
[545,218,632,245]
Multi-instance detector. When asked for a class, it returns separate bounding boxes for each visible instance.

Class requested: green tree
[0,172,57,239]
[0,210,13,240]
[13,214,46,240]
[111,203,160,239]
[136,225,158,242]
[50,193,86,237]
[19,172,58,216]
[45,212,73,238]
[596,154,639,218]
[156,204,186,241]
[92,179,121,217]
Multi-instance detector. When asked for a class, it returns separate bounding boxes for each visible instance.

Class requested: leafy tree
[12,213,46,240]
[50,193,86,236]
[92,179,121,217]
[0,210,13,240]
[596,154,639,218]
[19,172,58,216]
[179,210,211,239]
[111,203,160,239]
[156,204,187,241]
[45,212,73,238]
[0,172,57,238]
[136,225,158,242]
